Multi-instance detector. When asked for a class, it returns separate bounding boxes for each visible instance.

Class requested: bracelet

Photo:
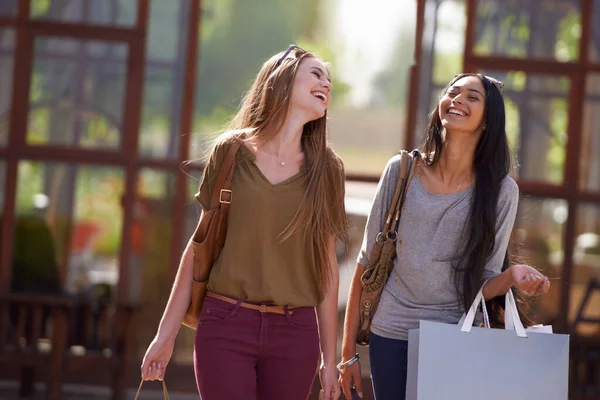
[336,353,360,372]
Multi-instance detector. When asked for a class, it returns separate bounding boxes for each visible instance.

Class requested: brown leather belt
[206,292,296,315]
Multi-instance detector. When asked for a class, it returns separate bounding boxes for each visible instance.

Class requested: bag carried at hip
[356,150,418,346]
[182,140,241,330]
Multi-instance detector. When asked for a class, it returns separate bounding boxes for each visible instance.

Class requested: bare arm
[317,235,340,367]
[339,262,366,399]
[483,264,550,300]
[141,214,199,381]
[155,234,195,342]
[341,263,364,362]
[316,235,342,399]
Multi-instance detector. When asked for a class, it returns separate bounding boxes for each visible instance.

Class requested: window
[474,0,581,62]
[30,0,138,26]
[28,37,128,149]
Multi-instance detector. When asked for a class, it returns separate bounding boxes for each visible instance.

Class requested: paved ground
[0,381,199,400]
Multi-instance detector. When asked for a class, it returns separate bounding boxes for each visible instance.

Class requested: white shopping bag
[406,286,569,400]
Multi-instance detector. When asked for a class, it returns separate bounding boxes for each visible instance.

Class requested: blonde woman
[141,45,348,400]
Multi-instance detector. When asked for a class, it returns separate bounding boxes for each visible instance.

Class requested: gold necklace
[266,142,287,167]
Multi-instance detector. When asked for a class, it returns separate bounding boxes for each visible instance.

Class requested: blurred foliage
[372,24,415,109]
[192,0,345,137]
[556,11,581,61]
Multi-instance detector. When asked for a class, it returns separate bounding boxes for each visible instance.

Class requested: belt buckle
[258,304,267,313]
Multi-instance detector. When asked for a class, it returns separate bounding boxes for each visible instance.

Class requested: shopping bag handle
[134,379,171,400]
[458,279,490,330]
[504,288,527,337]
[459,283,527,338]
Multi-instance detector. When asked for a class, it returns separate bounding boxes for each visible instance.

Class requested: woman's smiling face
[289,57,332,121]
[439,75,486,135]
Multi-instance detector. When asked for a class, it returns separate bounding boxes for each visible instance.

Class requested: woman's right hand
[141,337,175,381]
[338,361,363,399]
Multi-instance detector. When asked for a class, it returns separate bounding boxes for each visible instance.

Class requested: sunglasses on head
[274,44,306,68]
[454,73,504,95]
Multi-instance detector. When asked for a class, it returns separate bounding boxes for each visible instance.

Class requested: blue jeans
[369,332,409,400]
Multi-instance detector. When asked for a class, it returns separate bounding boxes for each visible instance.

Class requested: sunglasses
[454,73,504,95]
[274,44,305,68]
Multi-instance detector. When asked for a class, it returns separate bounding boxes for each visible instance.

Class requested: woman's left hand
[319,363,341,400]
[510,264,551,295]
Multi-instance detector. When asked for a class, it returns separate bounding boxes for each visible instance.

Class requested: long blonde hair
[215,48,349,298]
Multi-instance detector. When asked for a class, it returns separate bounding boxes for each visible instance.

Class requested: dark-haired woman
[338,74,550,400]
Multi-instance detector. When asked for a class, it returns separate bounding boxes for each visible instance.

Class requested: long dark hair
[422,73,533,327]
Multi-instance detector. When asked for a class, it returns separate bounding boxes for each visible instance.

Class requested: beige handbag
[356,150,418,346]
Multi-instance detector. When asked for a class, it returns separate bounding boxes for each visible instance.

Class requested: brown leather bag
[356,150,418,346]
[181,140,241,330]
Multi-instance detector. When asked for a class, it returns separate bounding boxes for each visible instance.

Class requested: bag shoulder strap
[388,150,420,233]
[208,139,242,209]
[380,150,418,235]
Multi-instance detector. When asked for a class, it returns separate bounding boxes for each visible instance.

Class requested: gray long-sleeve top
[357,154,519,341]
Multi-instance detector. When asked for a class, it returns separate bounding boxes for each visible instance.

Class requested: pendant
[280,161,286,166]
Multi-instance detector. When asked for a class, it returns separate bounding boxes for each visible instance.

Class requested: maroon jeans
[194,293,320,400]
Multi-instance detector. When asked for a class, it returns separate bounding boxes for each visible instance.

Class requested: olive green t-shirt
[195,137,346,307]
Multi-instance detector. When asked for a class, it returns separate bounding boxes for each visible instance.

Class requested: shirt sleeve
[481,176,520,281]
[194,140,229,210]
[356,153,403,267]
